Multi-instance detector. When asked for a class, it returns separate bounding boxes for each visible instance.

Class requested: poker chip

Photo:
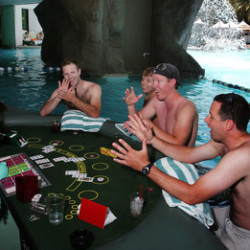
[97,177,104,182]
[147,187,155,192]
[31,193,42,202]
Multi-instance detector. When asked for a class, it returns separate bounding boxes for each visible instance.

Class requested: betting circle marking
[68,199,76,205]
[78,190,98,201]
[69,145,84,151]
[65,214,73,220]
[70,210,78,215]
[26,137,41,143]
[71,205,79,209]
[92,162,109,171]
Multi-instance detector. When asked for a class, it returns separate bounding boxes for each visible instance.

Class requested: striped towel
[61,110,108,132]
[154,157,214,228]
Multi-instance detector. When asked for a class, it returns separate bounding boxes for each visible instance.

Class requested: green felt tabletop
[0,126,161,249]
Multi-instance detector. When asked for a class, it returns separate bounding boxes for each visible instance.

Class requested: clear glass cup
[129,192,144,217]
[45,193,65,225]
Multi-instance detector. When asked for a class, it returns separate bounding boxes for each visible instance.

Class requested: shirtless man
[124,63,198,147]
[111,93,250,249]
[124,67,155,108]
[124,67,157,124]
[40,60,101,118]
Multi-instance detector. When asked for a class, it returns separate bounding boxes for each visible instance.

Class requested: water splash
[189,0,246,51]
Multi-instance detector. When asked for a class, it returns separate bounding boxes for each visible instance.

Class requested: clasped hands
[111,114,154,171]
[57,78,75,102]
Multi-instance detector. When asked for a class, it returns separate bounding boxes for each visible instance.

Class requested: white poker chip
[31,198,39,202]
[34,194,42,199]
[97,177,104,182]
[31,193,42,202]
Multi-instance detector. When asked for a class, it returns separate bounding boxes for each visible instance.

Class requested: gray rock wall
[35,0,204,78]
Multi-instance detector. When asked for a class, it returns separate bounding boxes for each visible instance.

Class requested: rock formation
[35,0,204,78]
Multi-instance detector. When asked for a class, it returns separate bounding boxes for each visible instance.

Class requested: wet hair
[214,93,250,131]
[61,60,80,70]
[142,67,153,77]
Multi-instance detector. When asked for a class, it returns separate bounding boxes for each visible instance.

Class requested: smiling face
[141,75,154,94]
[205,101,226,142]
[62,63,81,88]
[152,74,172,101]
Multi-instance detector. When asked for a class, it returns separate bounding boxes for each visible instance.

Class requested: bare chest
[76,87,91,104]
[156,103,178,134]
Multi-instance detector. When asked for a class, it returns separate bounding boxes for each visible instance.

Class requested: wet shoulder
[79,80,100,91]
[178,96,198,113]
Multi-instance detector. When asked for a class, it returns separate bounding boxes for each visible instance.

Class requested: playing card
[42,145,55,153]
[72,173,87,178]
[78,177,94,182]
[39,163,54,169]
[64,158,72,162]
[65,170,80,176]
[53,157,67,162]
[77,157,86,162]
[30,154,44,160]
[35,158,50,164]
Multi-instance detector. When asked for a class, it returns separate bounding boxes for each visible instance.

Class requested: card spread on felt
[78,198,116,229]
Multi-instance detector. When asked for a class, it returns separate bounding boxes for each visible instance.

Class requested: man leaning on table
[111,93,250,250]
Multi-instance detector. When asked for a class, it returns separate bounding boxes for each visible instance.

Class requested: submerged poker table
[0,110,226,250]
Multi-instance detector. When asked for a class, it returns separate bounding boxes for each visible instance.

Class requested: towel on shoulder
[61,110,108,132]
[154,157,214,229]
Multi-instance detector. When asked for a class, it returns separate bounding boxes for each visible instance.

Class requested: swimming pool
[188,49,250,90]
[0,48,249,167]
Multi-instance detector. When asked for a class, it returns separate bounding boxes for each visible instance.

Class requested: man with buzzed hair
[40,60,101,118]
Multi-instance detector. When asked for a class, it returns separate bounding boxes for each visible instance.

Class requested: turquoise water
[0,48,250,167]
[188,49,250,90]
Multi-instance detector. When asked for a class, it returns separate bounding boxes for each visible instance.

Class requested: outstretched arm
[127,114,222,163]
[111,138,241,205]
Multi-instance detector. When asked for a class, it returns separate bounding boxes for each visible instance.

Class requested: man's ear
[225,119,234,131]
[78,68,81,75]
[170,79,177,88]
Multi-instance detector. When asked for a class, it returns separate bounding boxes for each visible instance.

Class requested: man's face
[152,74,171,101]
[62,63,81,88]
[141,75,154,94]
[205,101,225,142]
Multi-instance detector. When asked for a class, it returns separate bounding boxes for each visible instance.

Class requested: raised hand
[58,78,70,91]
[128,114,154,143]
[123,87,143,105]
[57,86,76,102]
[111,138,150,171]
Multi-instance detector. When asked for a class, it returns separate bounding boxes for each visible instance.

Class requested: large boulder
[35,0,204,78]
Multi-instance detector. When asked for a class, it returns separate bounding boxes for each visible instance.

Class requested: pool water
[0,48,249,168]
[188,49,250,90]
